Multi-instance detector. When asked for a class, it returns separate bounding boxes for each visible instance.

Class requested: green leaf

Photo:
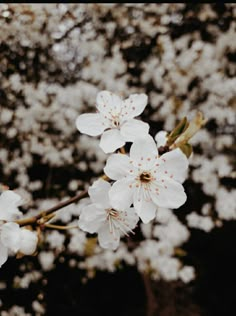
[179,143,192,158]
[167,117,189,146]
[175,111,207,145]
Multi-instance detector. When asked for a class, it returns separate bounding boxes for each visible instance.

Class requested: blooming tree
[0,4,235,316]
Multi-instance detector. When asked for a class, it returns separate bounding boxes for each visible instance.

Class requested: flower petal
[130,135,158,170]
[96,90,123,115]
[99,129,125,153]
[150,177,187,209]
[122,93,148,119]
[104,154,130,180]
[88,179,111,208]
[109,179,134,210]
[115,207,139,234]
[0,190,22,206]
[78,204,106,234]
[0,241,8,268]
[156,148,189,183]
[155,131,168,147]
[1,222,21,253]
[76,113,105,136]
[120,119,150,142]
[98,224,120,250]
[0,190,23,221]
[133,186,157,223]
[19,229,38,255]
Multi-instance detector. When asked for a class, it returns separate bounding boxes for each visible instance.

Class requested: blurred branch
[141,273,158,316]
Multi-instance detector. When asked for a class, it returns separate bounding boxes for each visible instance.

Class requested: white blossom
[155,130,168,147]
[186,212,214,232]
[38,251,55,271]
[46,230,65,250]
[0,190,23,221]
[19,229,38,255]
[0,223,38,268]
[76,90,149,153]
[153,215,190,247]
[78,179,139,250]
[105,135,188,223]
[215,188,236,220]
[179,266,195,283]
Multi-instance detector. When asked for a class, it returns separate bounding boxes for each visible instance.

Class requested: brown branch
[141,273,158,316]
[43,223,78,230]
[16,190,88,227]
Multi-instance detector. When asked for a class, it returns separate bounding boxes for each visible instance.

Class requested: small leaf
[175,247,187,257]
[84,237,97,256]
[16,252,25,259]
[175,111,207,145]
[179,143,193,158]
[167,117,189,146]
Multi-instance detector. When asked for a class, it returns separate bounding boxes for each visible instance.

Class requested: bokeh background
[0,4,235,316]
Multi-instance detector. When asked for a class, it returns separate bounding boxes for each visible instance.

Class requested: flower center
[106,208,134,238]
[107,209,119,219]
[139,172,152,183]
[111,115,120,128]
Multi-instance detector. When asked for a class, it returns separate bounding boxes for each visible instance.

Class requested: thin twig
[141,273,158,316]
[119,147,126,154]
[16,190,88,227]
[43,223,78,230]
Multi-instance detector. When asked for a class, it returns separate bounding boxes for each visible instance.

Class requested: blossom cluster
[76,90,189,250]
[0,89,193,268]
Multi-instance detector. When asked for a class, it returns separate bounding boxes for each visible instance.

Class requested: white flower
[156,257,180,281]
[179,266,195,283]
[153,215,190,247]
[104,135,188,223]
[0,222,38,268]
[19,228,38,255]
[76,90,149,153]
[186,212,214,232]
[0,190,23,221]
[0,222,21,267]
[38,251,55,271]
[155,130,168,147]
[78,179,139,250]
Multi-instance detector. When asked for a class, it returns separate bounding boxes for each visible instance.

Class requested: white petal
[155,131,168,147]
[0,190,23,221]
[109,179,134,210]
[0,190,22,205]
[88,179,111,208]
[0,241,8,268]
[99,129,125,153]
[19,229,38,255]
[133,186,157,223]
[115,207,139,234]
[130,135,158,170]
[156,148,189,183]
[122,93,148,119]
[76,113,105,136]
[120,119,150,142]
[98,224,120,250]
[78,204,106,234]
[96,90,123,115]
[126,207,139,229]
[1,222,21,253]
[104,154,130,180]
[150,177,187,209]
